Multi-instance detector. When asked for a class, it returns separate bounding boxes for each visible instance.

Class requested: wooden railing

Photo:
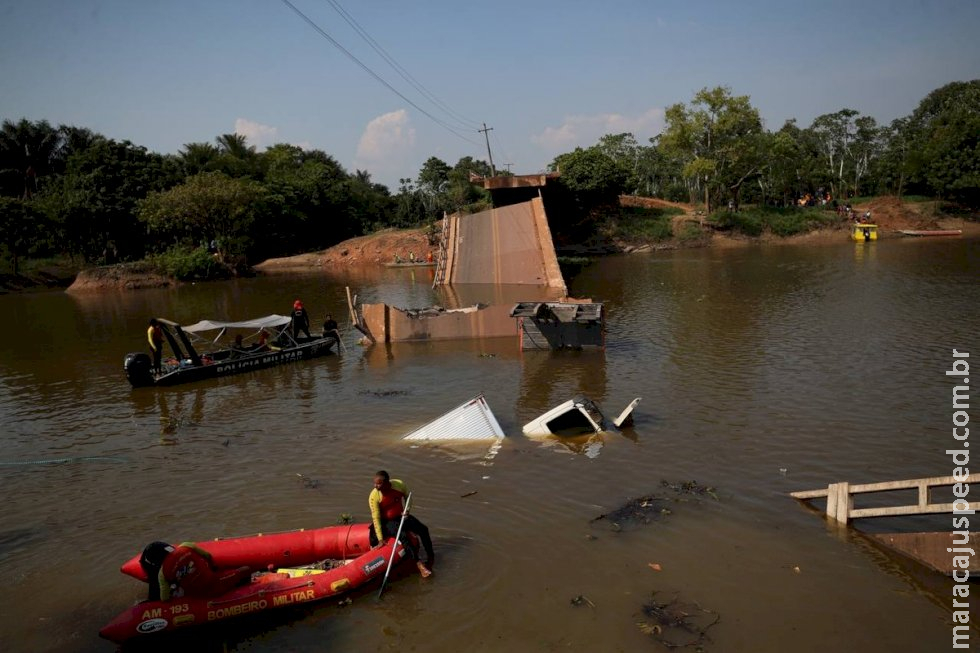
[791,474,980,524]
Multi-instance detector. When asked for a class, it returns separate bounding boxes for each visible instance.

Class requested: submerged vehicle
[523,396,640,437]
[124,314,337,388]
[100,523,411,643]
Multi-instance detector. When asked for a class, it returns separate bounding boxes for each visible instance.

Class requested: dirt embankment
[254,228,434,273]
[620,194,979,249]
[66,263,175,293]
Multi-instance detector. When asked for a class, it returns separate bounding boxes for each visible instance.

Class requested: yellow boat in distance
[851,223,878,242]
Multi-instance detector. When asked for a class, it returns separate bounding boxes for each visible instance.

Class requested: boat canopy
[180,315,293,333]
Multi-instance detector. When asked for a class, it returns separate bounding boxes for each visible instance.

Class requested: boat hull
[899,229,962,237]
[101,524,409,643]
[125,335,337,388]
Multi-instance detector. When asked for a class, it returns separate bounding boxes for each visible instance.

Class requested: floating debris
[460,491,478,498]
[637,593,719,650]
[591,495,672,528]
[570,595,595,608]
[358,389,410,398]
[336,513,353,525]
[659,480,718,500]
[591,480,719,530]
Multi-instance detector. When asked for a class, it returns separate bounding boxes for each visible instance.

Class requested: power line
[322,0,481,133]
[279,0,480,147]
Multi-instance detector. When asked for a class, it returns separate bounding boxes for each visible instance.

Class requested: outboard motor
[124,352,154,387]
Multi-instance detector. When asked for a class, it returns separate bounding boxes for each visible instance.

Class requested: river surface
[1,237,978,652]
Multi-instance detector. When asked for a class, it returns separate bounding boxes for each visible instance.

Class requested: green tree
[416,157,451,216]
[0,119,63,199]
[0,196,45,273]
[214,133,258,178]
[596,133,643,194]
[905,80,980,205]
[549,145,630,239]
[659,87,765,211]
[41,137,180,263]
[446,156,491,213]
[139,172,264,261]
[180,141,221,176]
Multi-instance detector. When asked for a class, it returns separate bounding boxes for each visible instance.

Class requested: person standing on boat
[290,300,311,340]
[147,318,164,373]
[369,470,434,577]
[140,541,251,601]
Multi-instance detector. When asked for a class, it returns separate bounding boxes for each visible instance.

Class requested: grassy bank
[709,206,840,237]
[0,255,81,293]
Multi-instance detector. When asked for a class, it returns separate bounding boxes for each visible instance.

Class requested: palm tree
[215,133,255,159]
[0,119,63,198]
[179,142,220,176]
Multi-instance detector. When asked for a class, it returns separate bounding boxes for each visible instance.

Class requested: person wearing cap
[290,299,311,340]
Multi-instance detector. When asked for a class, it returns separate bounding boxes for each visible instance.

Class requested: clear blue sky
[2,0,978,190]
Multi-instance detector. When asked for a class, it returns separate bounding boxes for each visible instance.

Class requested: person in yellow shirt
[369,470,434,577]
[147,318,164,373]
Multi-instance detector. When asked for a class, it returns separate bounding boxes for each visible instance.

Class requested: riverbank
[6,197,975,293]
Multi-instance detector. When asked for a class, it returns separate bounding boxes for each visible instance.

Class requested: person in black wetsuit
[291,299,311,340]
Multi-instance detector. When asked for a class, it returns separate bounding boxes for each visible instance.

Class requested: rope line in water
[0,456,128,466]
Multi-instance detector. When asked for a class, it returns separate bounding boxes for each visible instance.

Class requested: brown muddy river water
[1,237,978,652]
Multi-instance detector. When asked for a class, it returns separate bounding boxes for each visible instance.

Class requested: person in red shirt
[139,541,251,601]
[369,470,435,577]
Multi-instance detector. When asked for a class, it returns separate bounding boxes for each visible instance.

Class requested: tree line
[0,126,494,274]
[552,79,979,216]
[1,79,976,275]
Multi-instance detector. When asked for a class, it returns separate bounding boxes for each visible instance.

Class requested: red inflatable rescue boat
[100,523,409,643]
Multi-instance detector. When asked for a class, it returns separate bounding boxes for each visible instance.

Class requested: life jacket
[160,545,215,597]
[378,485,405,521]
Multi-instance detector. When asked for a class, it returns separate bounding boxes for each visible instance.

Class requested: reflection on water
[1,237,978,651]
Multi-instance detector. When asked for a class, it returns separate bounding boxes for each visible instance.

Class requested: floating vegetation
[358,389,410,398]
[659,480,718,500]
[336,513,353,525]
[636,593,719,650]
[295,473,320,489]
[591,480,718,530]
[478,353,496,358]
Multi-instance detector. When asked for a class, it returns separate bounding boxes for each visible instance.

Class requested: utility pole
[504,163,513,173]
[479,123,496,177]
